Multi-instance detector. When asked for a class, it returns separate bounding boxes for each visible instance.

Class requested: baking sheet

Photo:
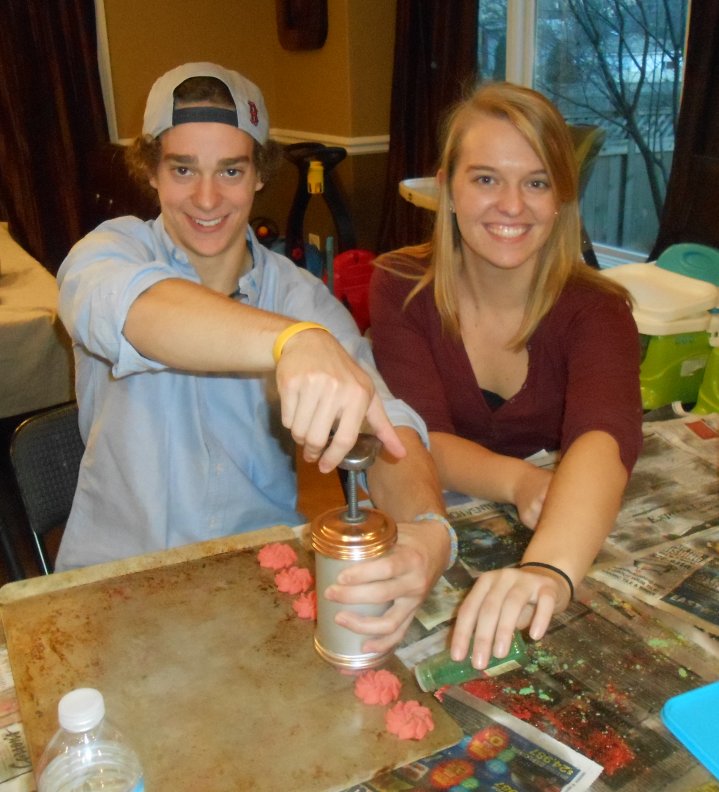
[0,527,462,791]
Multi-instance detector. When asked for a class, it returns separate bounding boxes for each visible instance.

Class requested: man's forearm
[123,278,289,371]
[366,426,445,521]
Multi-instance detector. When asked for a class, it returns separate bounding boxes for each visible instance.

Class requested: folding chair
[9,402,84,574]
[0,507,26,581]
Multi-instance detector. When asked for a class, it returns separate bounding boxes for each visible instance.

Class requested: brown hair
[125,75,282,190]
[384,82,629,349]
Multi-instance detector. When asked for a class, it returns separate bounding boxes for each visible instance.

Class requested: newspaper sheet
[1,417,717,792]
[586,415,719,636]
[602,417,719,563]
[591,523,719,636]
[412,415,719,633]
[342,687,602,791]
[644,413,719,465]
[398,577,719,792]
[0,650,32,791]
[393,417,719,792]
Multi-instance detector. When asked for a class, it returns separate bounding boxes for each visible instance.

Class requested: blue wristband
[414,512,458,570]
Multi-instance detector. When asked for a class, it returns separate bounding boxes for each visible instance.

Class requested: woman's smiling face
[449,113,559,275]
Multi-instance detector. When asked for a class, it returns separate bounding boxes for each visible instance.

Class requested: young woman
[370,82,643,669]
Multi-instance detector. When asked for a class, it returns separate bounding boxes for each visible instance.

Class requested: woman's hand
[428,433,553,530]
[449,566,571,669]
[510,464,553,529]
[322,519,449,654]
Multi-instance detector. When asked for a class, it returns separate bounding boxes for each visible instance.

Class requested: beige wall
[102,0,396,250]
[105,0,395,139]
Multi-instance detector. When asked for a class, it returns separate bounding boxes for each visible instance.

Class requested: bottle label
[481,657,523,677]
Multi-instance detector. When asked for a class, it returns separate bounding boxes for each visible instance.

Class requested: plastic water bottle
[36,688,144,792]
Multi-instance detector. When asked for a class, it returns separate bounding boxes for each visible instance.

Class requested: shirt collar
[152,216,198,278]
[237,227,267,305]
[151,217,267,305]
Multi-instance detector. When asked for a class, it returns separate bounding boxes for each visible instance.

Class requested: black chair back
[9,402,84,574]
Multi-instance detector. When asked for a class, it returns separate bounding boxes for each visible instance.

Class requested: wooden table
[0,416,717,791]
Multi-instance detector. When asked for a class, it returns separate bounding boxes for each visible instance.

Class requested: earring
[449,203,455,213]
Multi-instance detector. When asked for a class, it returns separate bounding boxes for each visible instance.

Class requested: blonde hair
[389,81,628,349]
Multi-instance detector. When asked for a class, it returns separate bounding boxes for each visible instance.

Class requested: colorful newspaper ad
[342,687,602,791]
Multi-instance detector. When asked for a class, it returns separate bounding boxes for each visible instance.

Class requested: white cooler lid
[633,309,710,336]
[602,262,718,321]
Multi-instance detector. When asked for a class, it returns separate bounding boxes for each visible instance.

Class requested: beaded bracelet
[272,321,330,364]
[414,512,458,570]
[518,561,575,600]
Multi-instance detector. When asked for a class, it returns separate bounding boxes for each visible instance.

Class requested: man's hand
[275,329,406,471]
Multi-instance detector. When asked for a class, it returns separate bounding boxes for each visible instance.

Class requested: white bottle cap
[58,688,105,732]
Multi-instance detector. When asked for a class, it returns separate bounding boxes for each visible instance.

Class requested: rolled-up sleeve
[58,218,194,378]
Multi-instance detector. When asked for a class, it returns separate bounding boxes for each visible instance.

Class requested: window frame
[500,0,690,266]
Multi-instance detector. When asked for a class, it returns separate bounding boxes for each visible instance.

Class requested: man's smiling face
[150,118,263,272]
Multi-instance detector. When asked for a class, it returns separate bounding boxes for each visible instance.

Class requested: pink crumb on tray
[292,590,317,620]
[354,669,402,706]
[258,542,298,570]
[275,565,314,594]
[385,700,435,740]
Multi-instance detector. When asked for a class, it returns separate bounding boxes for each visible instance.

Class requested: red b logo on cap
[248,101,259,127]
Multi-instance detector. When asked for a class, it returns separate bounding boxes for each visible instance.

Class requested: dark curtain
[650,1,719,259]
[377,0,479,253]
[0,0,108,274]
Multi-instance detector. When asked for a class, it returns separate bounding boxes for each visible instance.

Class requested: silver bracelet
[414,512,458,570]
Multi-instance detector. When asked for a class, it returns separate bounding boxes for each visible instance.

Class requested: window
[478,0,690,263]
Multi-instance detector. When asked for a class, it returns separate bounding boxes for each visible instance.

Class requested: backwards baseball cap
[142,62,269,144]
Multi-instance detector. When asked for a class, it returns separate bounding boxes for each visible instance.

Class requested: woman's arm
[450,429,628,668]
[430,431,552,529]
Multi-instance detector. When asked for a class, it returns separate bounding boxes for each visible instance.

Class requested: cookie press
[311,434,397,670]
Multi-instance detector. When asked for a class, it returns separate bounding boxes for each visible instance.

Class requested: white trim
[269,129,389,155]
[595,243,648,269]
[94,0,119,143]
[506,0,535,86]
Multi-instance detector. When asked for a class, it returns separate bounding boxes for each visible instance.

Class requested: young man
[57,63,453,654]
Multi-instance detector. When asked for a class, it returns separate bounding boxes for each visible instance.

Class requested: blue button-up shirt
[55,216,426,569]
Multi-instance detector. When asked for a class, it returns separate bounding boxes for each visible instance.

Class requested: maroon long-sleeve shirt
[370,257,643,473]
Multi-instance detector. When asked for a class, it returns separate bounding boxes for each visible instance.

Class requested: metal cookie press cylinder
[311,434,397,670]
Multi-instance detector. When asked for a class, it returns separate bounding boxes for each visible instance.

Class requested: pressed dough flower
[354,669,402,706]
[385,700,435,740]
[292,590,318,620]
[275,565,313,594]
[258,542,298,570]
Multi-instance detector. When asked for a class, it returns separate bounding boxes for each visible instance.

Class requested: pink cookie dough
[385,700,435,740]
[275,565,314,594]
[292,590,318,620]
[258,542,298,570]
[354,669,402,706]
